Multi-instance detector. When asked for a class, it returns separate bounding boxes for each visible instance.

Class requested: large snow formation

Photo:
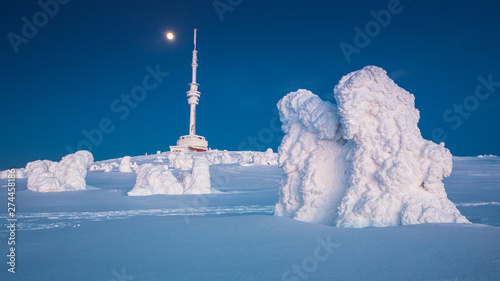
[128,157,215,196]
[274,90,350,225]
[275,66,469,227]
[26,150,94,192]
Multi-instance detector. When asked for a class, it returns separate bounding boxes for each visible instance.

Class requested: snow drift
[26,150,94,192]
[275,66,469,227]
[128,157,215,196]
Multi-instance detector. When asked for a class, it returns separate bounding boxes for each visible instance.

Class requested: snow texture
[275,66,469,227]
[119,156,133,172]
[253,148,279,165]
[1,155,499,280]
[171,152,195,170]
[274,89,350,225]
[183,157,213,194]
[128,157,215,196]
[91,160,138,172]
[478,154,498,158]
[86,151,277,173]
[26,150,94,192]
[0,168,27,179]
[127,164,183,196]
[167,150,278,169]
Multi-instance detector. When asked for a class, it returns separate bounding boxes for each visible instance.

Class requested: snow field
[0,155,498,280]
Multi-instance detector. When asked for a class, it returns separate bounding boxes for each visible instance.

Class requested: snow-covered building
[170,29,209,152]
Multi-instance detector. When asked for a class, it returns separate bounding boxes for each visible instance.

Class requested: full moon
[166,32,174,40]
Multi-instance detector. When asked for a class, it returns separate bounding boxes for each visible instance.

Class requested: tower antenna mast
[170,29,209,152]
[187,29,200,136]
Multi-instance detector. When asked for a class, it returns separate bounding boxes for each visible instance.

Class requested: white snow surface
[118,156,133,172]
[0,155,499,281]
[127,157,215,196]
[478,154,498,158]
[275,66,469,227]
[127,163,183,196]
[25,150,93,192]
[86,150,278,173]
[182,157,213,194]
[0,168,27,179]
[275,89,350,225]
[253,148,279,165]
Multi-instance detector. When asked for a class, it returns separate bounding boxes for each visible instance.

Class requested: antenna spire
[187,29,200,136]
[194,29,197,50]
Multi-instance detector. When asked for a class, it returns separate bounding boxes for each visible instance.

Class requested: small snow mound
[253,148,279,165]
[103,163,113,172]
[206,152,222,165]
[183,157,213,194]
[26,160,60,192]
[0,168,27,179]
[221,151,238,164]
[171,152,194,170]
[26,151,93,192]
[238,151,254,165]
[128,164,183,196]
[163,150,278,167]
[90,161,119,172]
[119,156,133,172]
[154,155,166,163]
[456,202,500,207]
[128,157,216,196]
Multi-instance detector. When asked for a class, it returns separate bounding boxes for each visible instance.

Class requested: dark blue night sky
[1,0,499,170]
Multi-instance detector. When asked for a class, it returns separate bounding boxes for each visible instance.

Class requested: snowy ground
[1,154,500,280]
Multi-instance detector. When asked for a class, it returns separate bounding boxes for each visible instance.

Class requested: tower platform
[170,135,208,152]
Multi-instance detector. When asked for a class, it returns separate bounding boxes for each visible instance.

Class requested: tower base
[170,135,208,152]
